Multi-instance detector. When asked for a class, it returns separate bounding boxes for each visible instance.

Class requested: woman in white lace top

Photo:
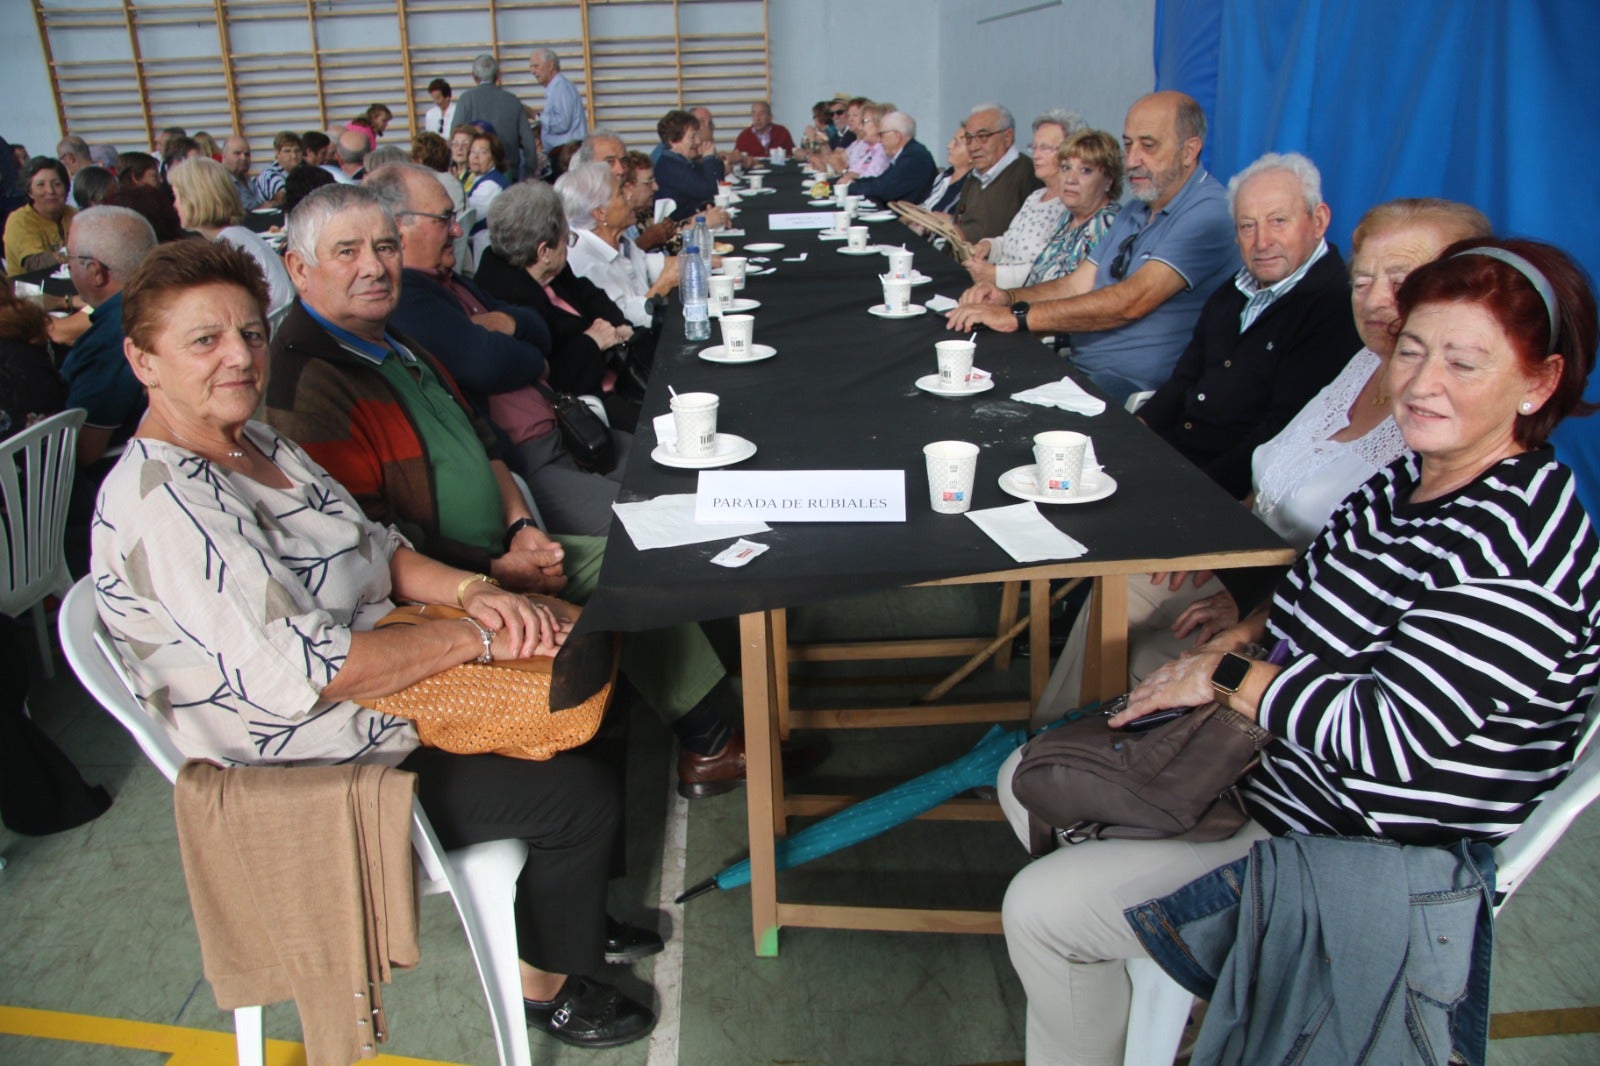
[963,109,1081,289]
[1034,197,1493,721]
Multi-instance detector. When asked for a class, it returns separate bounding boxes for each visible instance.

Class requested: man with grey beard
[948,91,1237,403]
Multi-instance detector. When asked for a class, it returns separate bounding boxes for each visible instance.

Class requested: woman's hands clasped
[460,581,573,659]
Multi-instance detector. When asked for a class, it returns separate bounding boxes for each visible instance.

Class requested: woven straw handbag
[359,601,617,760]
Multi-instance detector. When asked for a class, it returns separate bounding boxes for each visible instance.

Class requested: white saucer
[741,187,777,195]
[817,229,848,240]
[914,372,994,398]
[700,343,777,364]
[998,464,1118,504]
[901,271,934,286]
[714,266,772,278]
[747,168,771,175]
[867,303,928,319]
[857,211,896,222]
[838,245,884,256]
[744,242,785,252]
[808,198,837,206]
[709,298,761,316]
[652,433,757,469]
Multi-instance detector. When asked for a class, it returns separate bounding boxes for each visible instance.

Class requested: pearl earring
[1520,401,1534,413]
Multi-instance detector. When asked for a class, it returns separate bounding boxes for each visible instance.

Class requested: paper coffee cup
[834,181,852,206]
[671,392,720,458]
[1033,431,1089,498]
[708,274,737,312]
[833,209,852,233]
[848,225,870,251]
[714,189,733,208]
[747,173,765,190]
[718,314,755,359]
[886,248,914,278]
[771,147,786,164]
[721,255,749,290]
[935,340,976,388]
[925,440,979,514]
[881,278,912,313]
[844,195,862,217]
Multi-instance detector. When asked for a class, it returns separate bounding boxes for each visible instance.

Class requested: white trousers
[1031,574,1223,728]
[996,748,1267,1066]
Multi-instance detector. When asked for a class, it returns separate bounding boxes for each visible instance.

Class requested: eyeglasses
[566,230,579,248]
[829,108,847,116]
[66,253,100,269]
[962,129,1002,145]
[396,208,457,227]
[1108,233,1138,280]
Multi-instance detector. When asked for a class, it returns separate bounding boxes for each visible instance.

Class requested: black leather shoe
[605,916,664,965]
[525,976,655,1048]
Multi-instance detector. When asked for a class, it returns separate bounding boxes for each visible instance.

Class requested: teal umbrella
[678,722,1030,901]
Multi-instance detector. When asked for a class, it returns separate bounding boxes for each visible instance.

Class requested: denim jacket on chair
[1125,833,1496,1066]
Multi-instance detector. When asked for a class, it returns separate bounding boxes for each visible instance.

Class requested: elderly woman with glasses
[475,179,643,443]
[963,109,1084,287]
[557,161,679,331]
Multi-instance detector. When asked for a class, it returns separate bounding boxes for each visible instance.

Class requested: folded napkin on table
[1010,377,1107,416]
[923,294,959,312]
[613,494,771,550]
[966,503,1088,563]
[781,252,808,262]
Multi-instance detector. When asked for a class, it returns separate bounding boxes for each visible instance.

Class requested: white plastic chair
[453,205,478,276]
[1123,390,1155,414]
[58,578,535,1066]
[0,407,86,679]
[1121,695,1600,1066]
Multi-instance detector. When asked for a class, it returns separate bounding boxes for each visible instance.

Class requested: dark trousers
[398,746,619,977]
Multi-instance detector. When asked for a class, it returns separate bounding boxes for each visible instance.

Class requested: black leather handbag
[537,383,616,475]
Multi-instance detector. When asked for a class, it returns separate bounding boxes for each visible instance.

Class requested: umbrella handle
[676,878,719,904]
[919,578,1085,702]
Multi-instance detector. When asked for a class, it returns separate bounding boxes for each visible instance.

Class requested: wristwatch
[503,516,541,552]
[1010,301,1031,331]
[1210,653,1254,696]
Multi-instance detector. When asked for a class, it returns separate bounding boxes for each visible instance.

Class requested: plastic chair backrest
[453,206,478,275]
[1492,693,1600,908]
[1123,390,1155,414]
[0,407,86,619]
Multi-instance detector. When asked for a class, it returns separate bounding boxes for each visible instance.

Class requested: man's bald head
[222,136,252,178]
[1122,91,1206,210]
[336,130,370,170]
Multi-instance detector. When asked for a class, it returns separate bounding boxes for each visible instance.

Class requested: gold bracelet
[455,573,498,608]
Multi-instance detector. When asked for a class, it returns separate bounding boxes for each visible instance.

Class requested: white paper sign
[767,212,837,231]
[695,470,906,523]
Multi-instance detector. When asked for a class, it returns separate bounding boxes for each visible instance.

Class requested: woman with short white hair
[557,161,679,330]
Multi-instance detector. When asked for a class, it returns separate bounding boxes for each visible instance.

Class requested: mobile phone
[1119,705,1198,733]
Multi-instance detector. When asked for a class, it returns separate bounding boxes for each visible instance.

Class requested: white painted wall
[3,0,1157,164]
[770,0,1156,161]
[2,6,65,158]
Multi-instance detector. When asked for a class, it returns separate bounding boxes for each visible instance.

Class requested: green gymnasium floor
[3,586,1596,1065]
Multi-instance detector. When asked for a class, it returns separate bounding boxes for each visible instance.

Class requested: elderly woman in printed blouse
[998,236,1600,1065]
[90,239,657,1049]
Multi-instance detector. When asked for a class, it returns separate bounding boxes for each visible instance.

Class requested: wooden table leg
[1081,574,1129,704]
[1028,578,1050,707]
[772,608,791,742]
[994,580,1022,671]
[740,610,783,956]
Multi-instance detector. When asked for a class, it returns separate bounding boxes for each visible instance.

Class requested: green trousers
[553,533,726,723]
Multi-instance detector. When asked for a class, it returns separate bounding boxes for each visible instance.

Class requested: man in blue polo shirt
[948,91,1239,404]
[58,205,157,572]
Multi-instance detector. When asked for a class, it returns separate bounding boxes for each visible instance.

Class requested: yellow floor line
[1490,1005,1600,1039]
[0,1006,468,1066]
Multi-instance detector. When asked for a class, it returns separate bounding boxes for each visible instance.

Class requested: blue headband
[1451,246,1560,353]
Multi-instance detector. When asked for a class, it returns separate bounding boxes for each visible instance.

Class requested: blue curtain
[1155,0,1600,511]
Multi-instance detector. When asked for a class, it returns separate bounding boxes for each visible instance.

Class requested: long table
[577,166,1293,953]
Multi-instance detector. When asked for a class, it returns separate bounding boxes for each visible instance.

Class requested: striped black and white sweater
[1244,447,1600,844]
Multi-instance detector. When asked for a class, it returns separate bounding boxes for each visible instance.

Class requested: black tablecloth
[15,263,75,298]
[577,168,1288,634]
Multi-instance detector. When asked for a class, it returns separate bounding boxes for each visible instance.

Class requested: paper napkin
[1009,377,1108,416]
[613,494,770,550]
[966,503,1088,562]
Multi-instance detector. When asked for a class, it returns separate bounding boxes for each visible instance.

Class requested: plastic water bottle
[692,215,714,275]
[681,245,711,341]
